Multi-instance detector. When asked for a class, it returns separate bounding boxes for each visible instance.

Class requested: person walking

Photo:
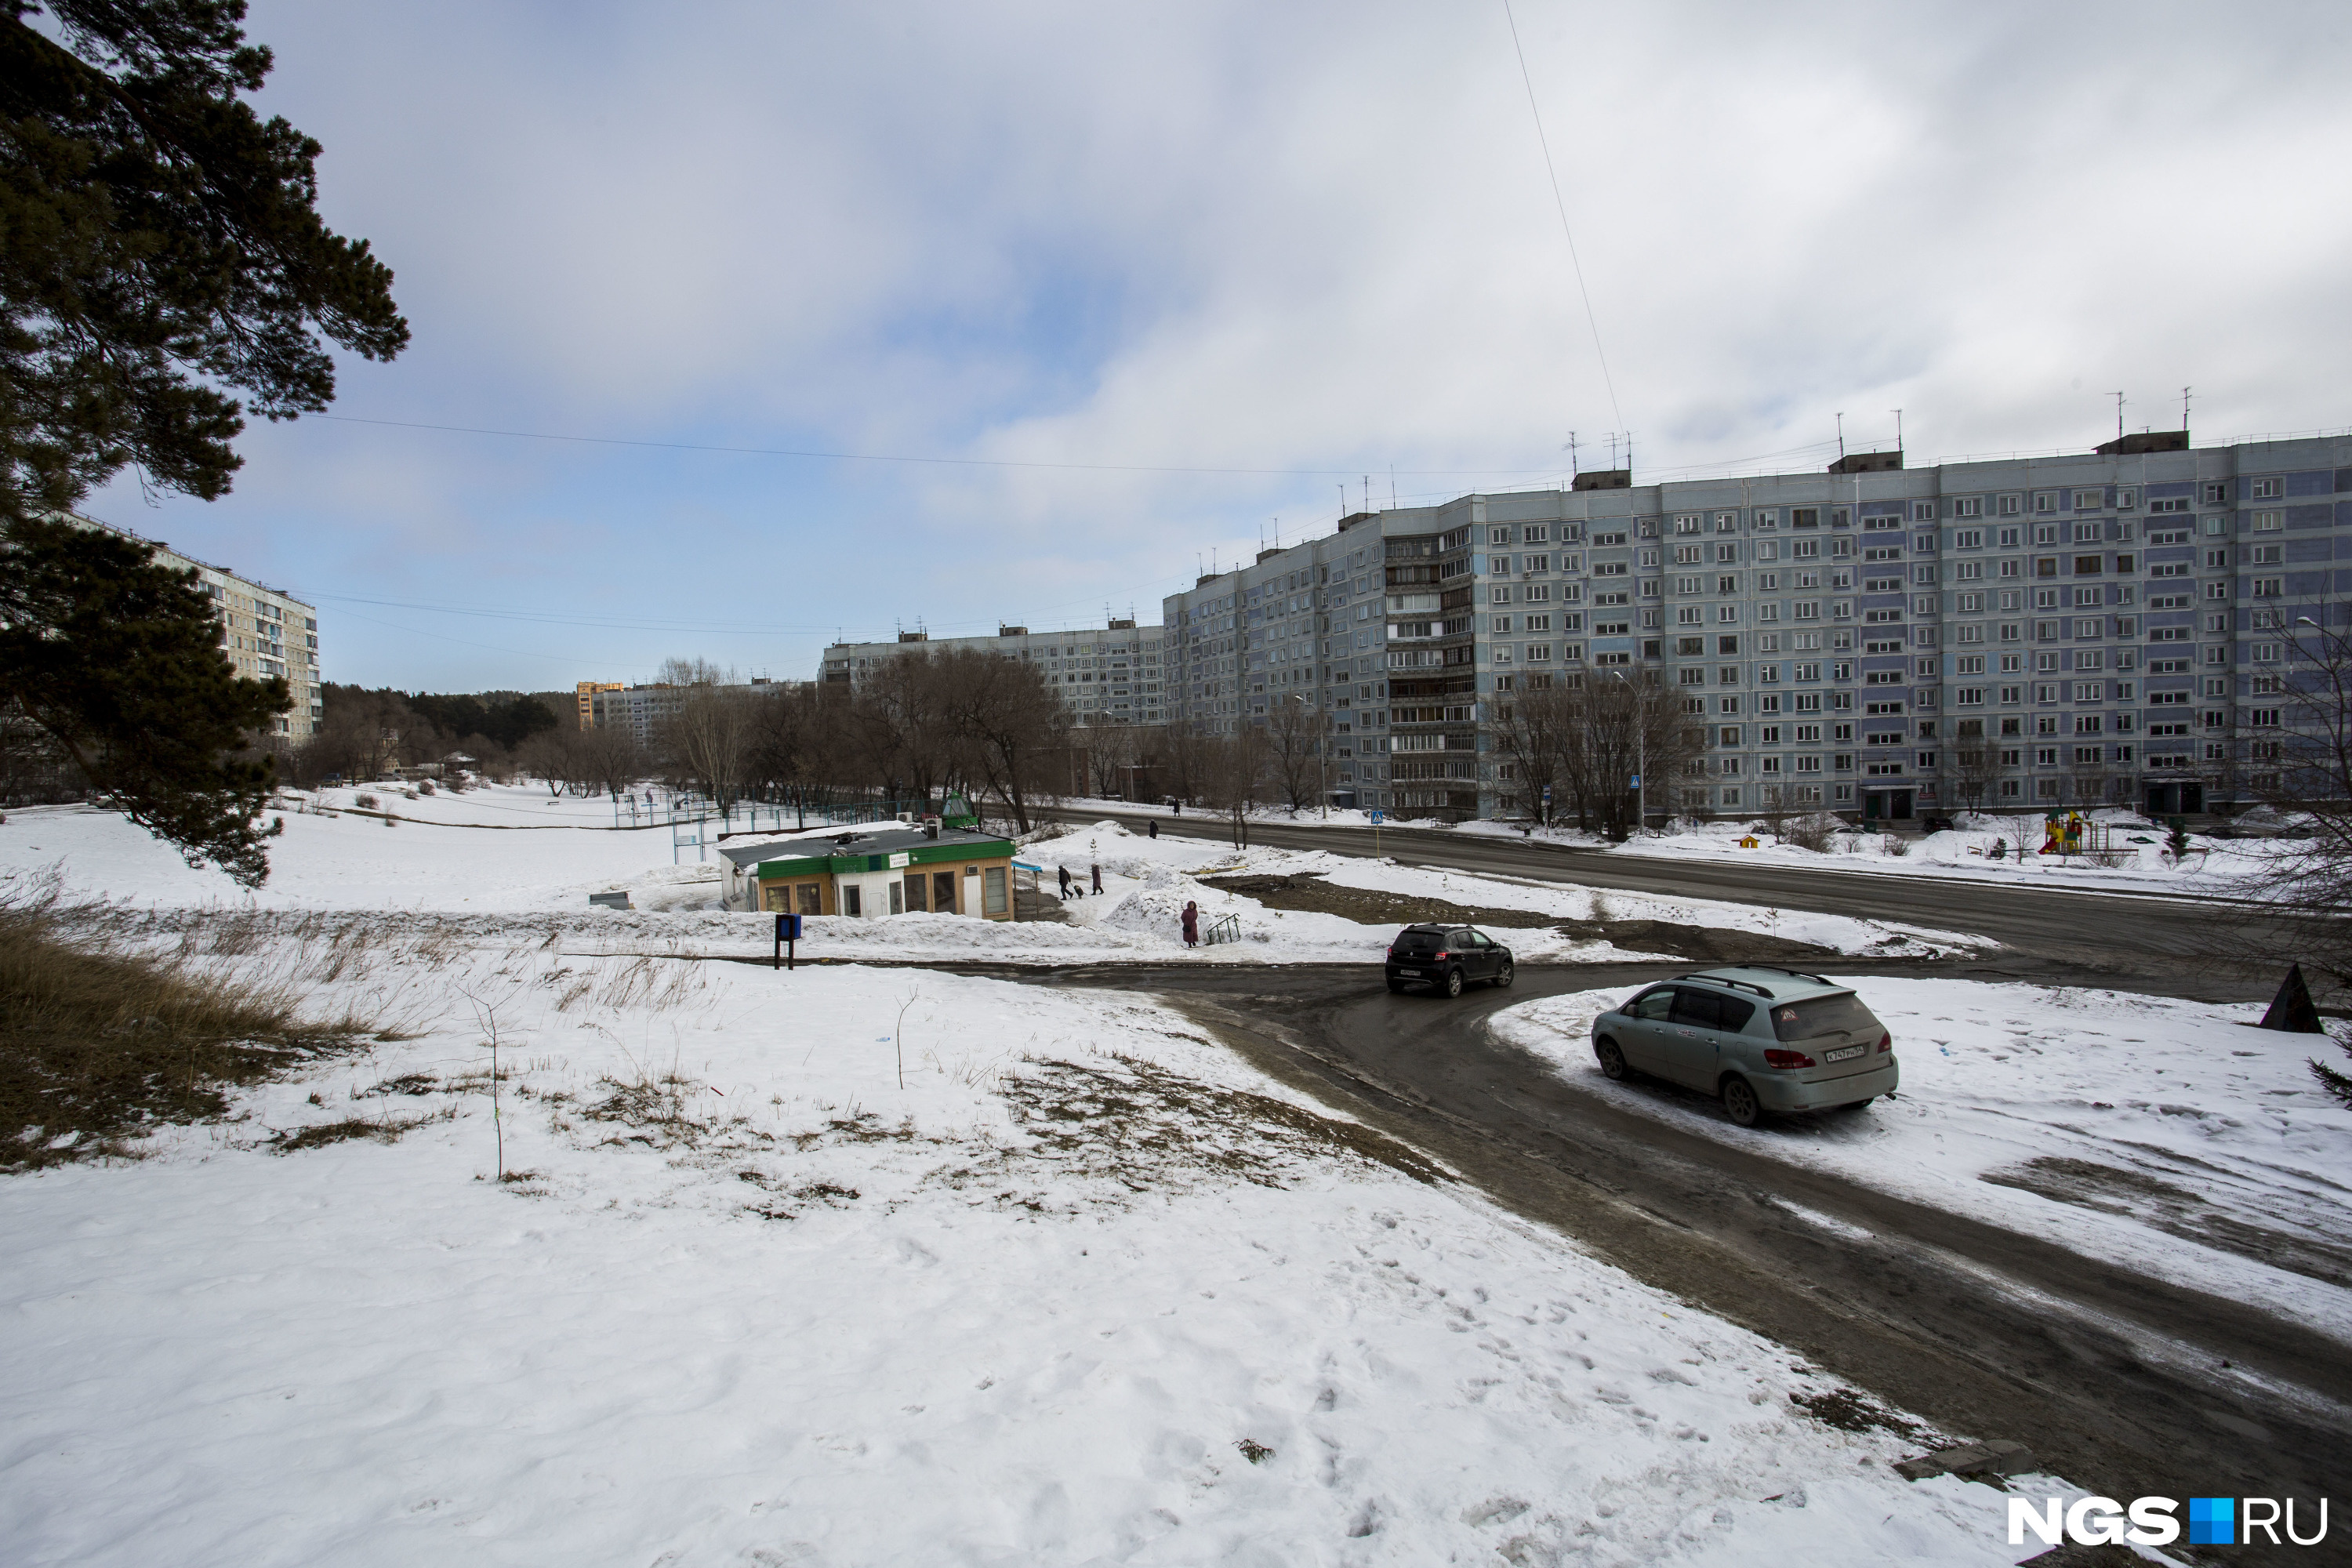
[1091,862,1104,895]
[1148,820,1158,840]
[1057,864,1072,898]
[1181,900,1199,947]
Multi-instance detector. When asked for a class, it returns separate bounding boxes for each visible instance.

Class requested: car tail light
[1763,1048,1816,1069]
[1876,1033,1892,1054]
[1432,950,1450,960]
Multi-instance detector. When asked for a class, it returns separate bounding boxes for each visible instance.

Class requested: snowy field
[0,806,2087,1564]
[0,789,1981,967]
[1494,978,2352,1351]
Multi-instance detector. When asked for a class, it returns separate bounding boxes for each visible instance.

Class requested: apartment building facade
[1160,432,2352,822]
[66,513,323,740]
[819,622,1168,726]
[577,679,793,746]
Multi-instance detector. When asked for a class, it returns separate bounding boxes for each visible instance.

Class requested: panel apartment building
[1160,431,2352,823]
[575,678,793,745]
[67,512,323,740]
[819,622,1168,726]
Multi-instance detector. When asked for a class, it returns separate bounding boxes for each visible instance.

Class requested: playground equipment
[2037,811,2116,857]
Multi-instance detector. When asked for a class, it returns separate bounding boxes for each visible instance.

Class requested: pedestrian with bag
[1181,900,1199,947]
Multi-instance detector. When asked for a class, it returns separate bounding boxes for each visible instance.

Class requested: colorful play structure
[2038,811,2115,856]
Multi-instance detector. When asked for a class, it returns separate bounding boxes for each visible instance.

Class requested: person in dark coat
[1091,862,1104,895]
[1058,865,1072,898]
[1181,900,1199,946]
[1148,820,1158,840]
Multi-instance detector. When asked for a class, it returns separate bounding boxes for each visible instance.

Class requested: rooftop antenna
[2182,385,2193,441]
[1389,464,1396,510]
[1890,408,1904,452]
[1625,430,1632,477]
[1336,482,1345,517]
[1607,432,1617,470]
[1835,412,1846,459]
[2113,390,2125,442]
[1566,430,1579,478]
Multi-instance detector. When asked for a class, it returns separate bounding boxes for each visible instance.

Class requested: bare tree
[1202,727,1272,848]
[1266,696,1330,812]
[1488,678,1573,822]
[662,681,763,811]
[1949,718,2000,815]
[935,648,1066,832]
[1160,720,1211,808]
[2238,603,2352,983]
[1561,672,1704,840]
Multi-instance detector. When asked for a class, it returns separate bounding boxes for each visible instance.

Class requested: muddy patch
[1981,1156,2352,1288]
[1198,872,1846,964]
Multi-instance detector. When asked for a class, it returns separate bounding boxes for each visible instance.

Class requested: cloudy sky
[82,1,2352,694]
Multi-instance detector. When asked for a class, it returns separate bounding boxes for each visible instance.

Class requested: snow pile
[1495,977,2352,1345]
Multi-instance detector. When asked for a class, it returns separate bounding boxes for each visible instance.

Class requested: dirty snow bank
[1495,976,2352,1347]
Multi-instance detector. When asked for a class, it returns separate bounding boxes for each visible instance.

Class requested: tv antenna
[1890,408,1904,452]
[2182,385,2193,441]
[2113,391,2125,442]
[1835,412,1845,459]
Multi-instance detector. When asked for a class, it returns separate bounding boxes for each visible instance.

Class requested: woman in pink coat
[1181,901,1199,946]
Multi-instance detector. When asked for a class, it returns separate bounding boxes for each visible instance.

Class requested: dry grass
[0,873,376,1171]
[926,1052,1443,1214]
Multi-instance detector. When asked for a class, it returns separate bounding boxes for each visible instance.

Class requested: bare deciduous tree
[1266,696,1330,812]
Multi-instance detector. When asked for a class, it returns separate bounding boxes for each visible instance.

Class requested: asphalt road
[1036,805,2299,970]
[992,956,2350,1531]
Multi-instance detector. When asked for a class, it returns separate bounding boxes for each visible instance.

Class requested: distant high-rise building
[1160,431,2352,822]
[62,512,322,740]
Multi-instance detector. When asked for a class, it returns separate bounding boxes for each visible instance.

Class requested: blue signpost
[774,912,802,971]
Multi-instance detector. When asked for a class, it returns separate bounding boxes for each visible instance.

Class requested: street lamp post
[1290,694,1328,818]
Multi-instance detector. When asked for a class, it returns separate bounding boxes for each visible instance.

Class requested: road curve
[998,956,2349,1516]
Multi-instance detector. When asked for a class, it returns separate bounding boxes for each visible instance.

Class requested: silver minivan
[1589,966,1899,1127]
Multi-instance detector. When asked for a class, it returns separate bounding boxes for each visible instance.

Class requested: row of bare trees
[1487,673,1706,838]
[539,651,1080,832]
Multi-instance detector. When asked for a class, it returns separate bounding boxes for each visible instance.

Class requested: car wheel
[1385,978,1406,994]
[1443,967,1465,999]
[1721,1076,1764,1127]
[1595,1038,1628,1080]
[1492,958,1515,989]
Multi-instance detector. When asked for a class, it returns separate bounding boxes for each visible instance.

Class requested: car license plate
[1824,1044,1867,1062]
[1396,968,1420,977]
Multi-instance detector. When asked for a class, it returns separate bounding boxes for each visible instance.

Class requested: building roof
[717,824,1010,871]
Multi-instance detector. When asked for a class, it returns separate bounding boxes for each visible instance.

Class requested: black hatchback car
[1385,924,1515,998]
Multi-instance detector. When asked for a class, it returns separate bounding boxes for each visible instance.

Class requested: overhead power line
[1501,0,1624,435]
[308,413,1576,481]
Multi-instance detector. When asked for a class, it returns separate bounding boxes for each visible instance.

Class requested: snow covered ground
[1068,791,2278,895]
[1494,978,2352,1351]
[0,791,1981,967]
[0,887,2076,1562]
[1535,812,2288,895]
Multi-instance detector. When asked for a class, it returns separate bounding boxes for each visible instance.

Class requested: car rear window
[1396,930,1441,952]
[1771,993,1880,1041]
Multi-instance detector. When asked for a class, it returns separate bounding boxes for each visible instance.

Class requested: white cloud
[82,0,2352,688]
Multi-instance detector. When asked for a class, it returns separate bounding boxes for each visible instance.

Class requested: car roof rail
[1741,964,1836,987]
[1696,976,1777,1000]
